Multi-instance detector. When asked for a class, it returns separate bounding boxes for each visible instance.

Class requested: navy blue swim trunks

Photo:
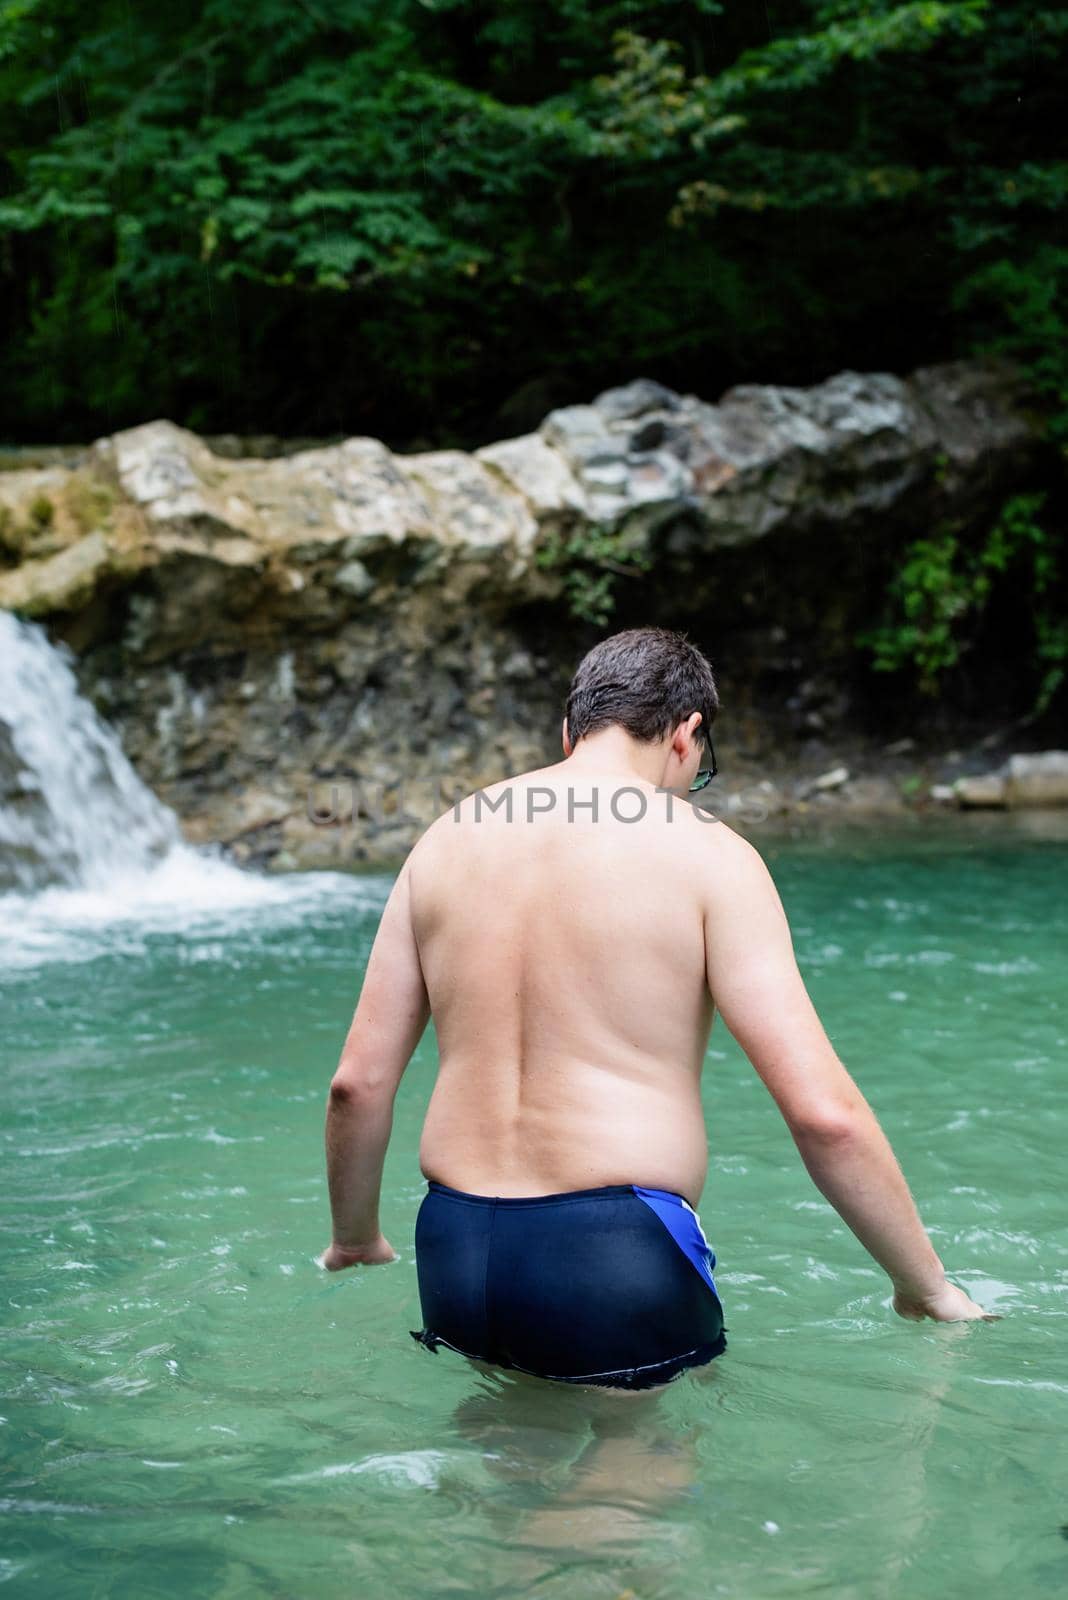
[410,1180,727,1390]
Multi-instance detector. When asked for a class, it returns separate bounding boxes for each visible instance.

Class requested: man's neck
[553,735,673,790]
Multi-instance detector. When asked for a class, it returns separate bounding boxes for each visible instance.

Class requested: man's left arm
[319,857,430,1271]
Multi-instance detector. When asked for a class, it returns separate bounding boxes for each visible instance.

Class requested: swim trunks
[410,1180,727,1390]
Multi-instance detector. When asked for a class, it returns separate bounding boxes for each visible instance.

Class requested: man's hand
[892,1279,998,1322]
[317,1234,399,1272]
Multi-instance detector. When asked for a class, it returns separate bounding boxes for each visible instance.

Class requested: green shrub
[857,491,1066,717]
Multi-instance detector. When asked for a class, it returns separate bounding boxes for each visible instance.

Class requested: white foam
[0,613,393,967]
[0,863,390,971]
[280,1450,451,1488]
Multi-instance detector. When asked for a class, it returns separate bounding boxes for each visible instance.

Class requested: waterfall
[0,608,295,925]
[0,611,184,893]
[0,612,385,968]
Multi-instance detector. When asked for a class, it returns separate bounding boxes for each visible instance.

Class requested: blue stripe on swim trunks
[631,1185,719,1297]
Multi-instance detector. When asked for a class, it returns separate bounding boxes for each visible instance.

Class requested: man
[320,627,990,1392]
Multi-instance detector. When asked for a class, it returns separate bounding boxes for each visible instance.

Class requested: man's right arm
[702,831,989,1322]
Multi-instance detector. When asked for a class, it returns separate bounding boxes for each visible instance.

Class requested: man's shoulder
[653,795,755,848]
[405,776,767,873]
[663,806,771,895]
[405,768,543,857]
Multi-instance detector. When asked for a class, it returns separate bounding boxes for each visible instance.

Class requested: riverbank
[204,731,1068,873]
[2,356,1060,874]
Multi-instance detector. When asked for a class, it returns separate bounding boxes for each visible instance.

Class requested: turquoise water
[2,815,1067,1598]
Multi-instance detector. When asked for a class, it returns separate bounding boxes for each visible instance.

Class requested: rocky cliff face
[0,359,1046,867]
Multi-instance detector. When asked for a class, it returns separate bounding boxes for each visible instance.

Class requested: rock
[0,531,112,615]
[909,360,1039,496]
[0,444,88,471]
[404,449,536,554]
[954,772,1007,808]
[952,751,1068,810]
[539,397,697,531]
[539,404,611,462]
[98,420,238,529]
[725,778,788,822]
[0,467,75,563]
[801,764,850,795]
[334,559,375,599]
[593,378,682,422]
[1003,751,1068,808]
[0,356,1047,866]
[475,432,587,521]
[929,784,956,804]
[835,774,904,812]
[500,649,536,680]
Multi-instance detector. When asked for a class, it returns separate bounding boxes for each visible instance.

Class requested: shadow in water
[448,1356,725,1594]
[443,1326,972,1600]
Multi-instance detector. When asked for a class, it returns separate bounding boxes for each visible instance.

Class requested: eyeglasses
[689,731,718,794]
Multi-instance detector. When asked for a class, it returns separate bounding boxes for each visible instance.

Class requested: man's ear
[561,716,573,756]
[672,712,701,760]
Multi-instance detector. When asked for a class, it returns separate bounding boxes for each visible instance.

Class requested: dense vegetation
[1,1,1066,721]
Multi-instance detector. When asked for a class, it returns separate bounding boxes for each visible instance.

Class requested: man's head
[562,627,719,795]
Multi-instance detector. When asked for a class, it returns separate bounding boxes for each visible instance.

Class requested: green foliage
[534,521,653,627]
[954,245,1068,444]
[990,492,1068,717]
[0,0,1064,716]
[856,521,969,691]
[28,492,53,528]
[856,491,1066,716]
[1,0,1065,444]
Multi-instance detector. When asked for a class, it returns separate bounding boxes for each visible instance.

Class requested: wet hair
[564,627,719,749]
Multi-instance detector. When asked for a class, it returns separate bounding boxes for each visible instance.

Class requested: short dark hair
[564,627,719,749]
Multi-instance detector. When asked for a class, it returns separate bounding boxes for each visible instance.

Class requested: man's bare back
[410,764,724,1207]
[322,627,990,1358]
